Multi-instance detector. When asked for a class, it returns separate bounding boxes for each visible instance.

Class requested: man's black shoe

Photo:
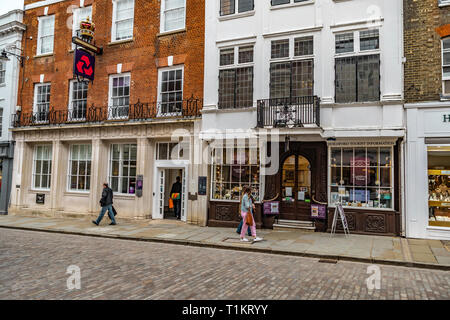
[109,222,117,225]
[92,220,98,226]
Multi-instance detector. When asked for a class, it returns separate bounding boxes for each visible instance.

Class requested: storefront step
[273,219,315,231]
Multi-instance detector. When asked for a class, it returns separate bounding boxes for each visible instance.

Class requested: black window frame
[269,59,314,100]
[220,0,254,16]
[335,54,381,103]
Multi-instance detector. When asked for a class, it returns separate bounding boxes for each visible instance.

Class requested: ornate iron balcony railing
[256,96,320,128]
[12,98,202,128]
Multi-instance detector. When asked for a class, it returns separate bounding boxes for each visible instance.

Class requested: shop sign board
[74,49,95,81]
[36,194,45,204]
[311,204,326,219]
[263,201,279,215]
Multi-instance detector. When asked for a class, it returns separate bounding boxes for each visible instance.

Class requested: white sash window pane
[114,0,134,40]
[163,0,185,32]
[39,16,55,54]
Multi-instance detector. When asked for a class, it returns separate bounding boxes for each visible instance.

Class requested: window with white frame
[218,45,254,109]
[271,0,310,6]
[0,62,5,85]
[109,74,130,119]
[220,0,254,16]
[442,38,450,96]
[68,80,88,121]
[270,36,314,99]
[72,6,92,49]
[161,0,185,33]
[32,145,52,190]
[439,0,450,6]
[37,15,55,55]
[335,29,380,103]
[112,0,135,41]
[68,144,92,191]
[158,67,183,115]
[211,147,260,202]
[109,144,137,194]
[329,145,393,209]
[33,83,51,123]
[156,142,189,160]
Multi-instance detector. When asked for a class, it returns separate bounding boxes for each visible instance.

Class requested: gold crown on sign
[79,16,95,39]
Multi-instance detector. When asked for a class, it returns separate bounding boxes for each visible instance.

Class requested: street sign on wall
[74,49,95,81]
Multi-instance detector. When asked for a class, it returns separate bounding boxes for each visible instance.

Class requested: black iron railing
[256,96,320,128]
[12,98,202,128]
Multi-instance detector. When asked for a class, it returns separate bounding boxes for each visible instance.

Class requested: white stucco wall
[203,0,404,137]
[0,10,24,143]
[405,102,450,240]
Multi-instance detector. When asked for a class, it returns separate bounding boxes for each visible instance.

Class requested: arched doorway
[280,154,312,221]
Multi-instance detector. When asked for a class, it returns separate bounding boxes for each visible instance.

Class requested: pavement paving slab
[1,214,449,270]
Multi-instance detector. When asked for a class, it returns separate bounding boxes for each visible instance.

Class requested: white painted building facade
[202,0,405,235]
[0,10,25,214]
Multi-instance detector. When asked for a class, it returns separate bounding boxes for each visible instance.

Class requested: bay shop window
[329,145,394,209]
[211,148,260,202]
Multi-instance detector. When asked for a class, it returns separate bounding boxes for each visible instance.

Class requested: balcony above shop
[256,96,320,128]
[11,98,202,128]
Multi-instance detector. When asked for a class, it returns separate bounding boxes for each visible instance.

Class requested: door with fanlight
[280,154,312,221]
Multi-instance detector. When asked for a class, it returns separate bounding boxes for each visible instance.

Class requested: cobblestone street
[0,228,449,300]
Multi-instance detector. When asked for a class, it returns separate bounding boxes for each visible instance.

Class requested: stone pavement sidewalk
[0,214,449,270]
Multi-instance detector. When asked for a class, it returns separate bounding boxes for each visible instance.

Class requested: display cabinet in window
[428,146,450,228]
[211,147,260,202]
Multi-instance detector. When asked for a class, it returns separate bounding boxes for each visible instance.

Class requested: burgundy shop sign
[74,49,95,81]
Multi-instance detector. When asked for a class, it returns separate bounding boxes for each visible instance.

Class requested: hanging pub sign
[72,16,102,82]
[74,49,95,81]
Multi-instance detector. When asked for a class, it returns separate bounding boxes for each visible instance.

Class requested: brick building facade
[9,0,208,225]
[404,0,450,102]
[404,0,450,239]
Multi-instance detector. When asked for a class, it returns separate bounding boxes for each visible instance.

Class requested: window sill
[218,10,255,22]
[270,0,315,11]
[328,205,395,212]
[29,189,50,194]
[108,38,134,46]
[64,191,90,197]
[0,83,6,87]
[34,53,54,59]
[440,94,450,101]
[438,2,450,8]
[114,194,136,200]
[157,28,186,37]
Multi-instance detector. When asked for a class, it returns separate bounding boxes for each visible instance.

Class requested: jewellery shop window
[329,146,393,209]
[428,146,450,228]
[212,148,260,202]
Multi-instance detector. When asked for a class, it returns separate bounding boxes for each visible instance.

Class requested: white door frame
[152,160,189,222]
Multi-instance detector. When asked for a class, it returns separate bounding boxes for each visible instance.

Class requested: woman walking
[240,186,263,242]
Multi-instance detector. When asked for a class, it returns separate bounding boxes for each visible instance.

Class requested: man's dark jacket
[170,181,182,195]
[100,187,113,207]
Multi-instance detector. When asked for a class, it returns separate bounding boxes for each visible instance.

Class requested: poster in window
[351,157,369,186]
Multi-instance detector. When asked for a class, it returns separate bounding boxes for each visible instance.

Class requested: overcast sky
[0,0,24,16]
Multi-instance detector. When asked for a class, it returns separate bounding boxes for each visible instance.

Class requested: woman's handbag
[245,210,253,226]
[171,193,181,200]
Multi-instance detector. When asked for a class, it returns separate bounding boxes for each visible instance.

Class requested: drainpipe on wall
[400,138,406,237]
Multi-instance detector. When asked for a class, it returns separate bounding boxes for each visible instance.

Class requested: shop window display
[212,148,260,202]
[329,146,393,209]
[428,146,450,228]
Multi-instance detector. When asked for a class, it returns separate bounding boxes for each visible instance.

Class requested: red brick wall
[18,0,205,112]
[404,0,450,102]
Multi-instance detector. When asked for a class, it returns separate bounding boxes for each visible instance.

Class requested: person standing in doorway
[170,176,182,220]
[92,182,116,226]
[240,186,263,242]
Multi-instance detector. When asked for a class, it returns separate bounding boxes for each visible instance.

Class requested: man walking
[92,182,116,226]
[170,176,182,220]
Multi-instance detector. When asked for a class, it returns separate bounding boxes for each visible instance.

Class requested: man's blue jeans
[95,204,116,224]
